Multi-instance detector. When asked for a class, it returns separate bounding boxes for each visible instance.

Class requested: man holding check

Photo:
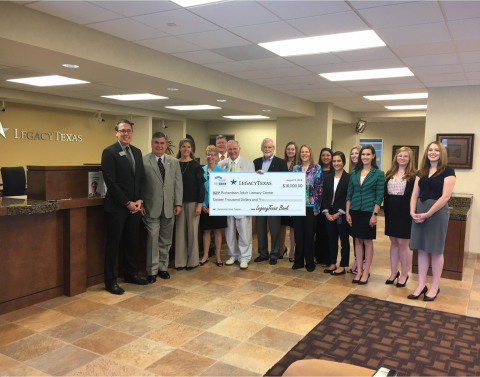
[218,140,255,269]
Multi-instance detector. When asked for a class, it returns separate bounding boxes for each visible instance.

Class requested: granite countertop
[0,197,58,216]
[448,195,473,221]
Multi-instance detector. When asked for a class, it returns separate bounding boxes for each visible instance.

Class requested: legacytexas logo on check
[210,172,306,216]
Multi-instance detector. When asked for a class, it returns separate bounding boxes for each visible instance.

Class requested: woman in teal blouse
[346,145,384,285]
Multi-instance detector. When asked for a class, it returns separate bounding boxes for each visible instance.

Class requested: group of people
[101,119,455,303]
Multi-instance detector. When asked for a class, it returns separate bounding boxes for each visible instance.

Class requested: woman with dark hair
[280,141,298,262]
[384,147,417,287]
[315,147,333,266]
[292,145,322,272]
[407,141,455,301]
[321,151,350,275]
[175,138,205,270]
[347,145,363,274]
[346,145,384,285]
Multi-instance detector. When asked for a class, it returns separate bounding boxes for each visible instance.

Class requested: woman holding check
[346,145,384,285]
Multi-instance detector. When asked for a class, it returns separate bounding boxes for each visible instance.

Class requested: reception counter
[0,165,106,314]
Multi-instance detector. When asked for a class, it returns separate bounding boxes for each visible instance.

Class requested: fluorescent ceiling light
[259,30,385,57]
[7,75,89,86]
[170,0,221,7]
[364,93,428,101]
[102,94,168,101]
[166,105,221,110]
[385,105,427,110]
[319,68,414,81]
[62,63,79,69]
[223,115,270,120]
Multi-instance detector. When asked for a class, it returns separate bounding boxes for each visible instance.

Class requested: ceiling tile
[136,36,202,54]
[211,45,277,61]
[334,48,398,63]
[91,1,178,17]
[242,57,298,70]
[173,50,232,64]
[392,41,456,57]
[412,65,463,76]
[459,51,480,64]
[378,23,452,46]
[259,1,351,19]
[288,11,369,36]
[448,18,480,40]
[441,1,480,20]
[357,1,443,29]
[133,8,219,35]
[402,53,460,67]
[202,61,253,73]
[231,21,304,43]
[178,29,248,49]
[88,18,167,41]
[27,1,121,24]
[187,1,280,28]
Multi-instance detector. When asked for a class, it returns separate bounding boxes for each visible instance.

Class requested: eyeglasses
[206,153,216,157]
[117,129,132,134]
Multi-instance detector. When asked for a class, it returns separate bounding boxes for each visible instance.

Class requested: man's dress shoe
[106,282,124,295]
[124,275,148,285]
[147,275,157,284]
[158,271,170,279]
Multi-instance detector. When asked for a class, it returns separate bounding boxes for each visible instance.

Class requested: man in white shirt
[218,140,255,269]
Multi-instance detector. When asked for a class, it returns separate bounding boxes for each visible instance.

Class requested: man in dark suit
[143,132,183,283]
[101,119,147,295]
[253,138,288,265]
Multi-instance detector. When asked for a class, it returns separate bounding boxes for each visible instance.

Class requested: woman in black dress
[175,138,205,270]
[408,141,456,301]
[315,147,333,266]
[321,151,350,275]
[384,147,416,287]
[199,145,227,267]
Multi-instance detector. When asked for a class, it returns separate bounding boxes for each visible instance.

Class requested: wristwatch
[373,212,378,216]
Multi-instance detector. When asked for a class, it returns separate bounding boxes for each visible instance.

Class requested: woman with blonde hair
[408,141,455,301]
[384,147,417,287]
[199,145,227,266]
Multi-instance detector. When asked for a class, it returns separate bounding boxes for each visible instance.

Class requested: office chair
[1,166,27,196]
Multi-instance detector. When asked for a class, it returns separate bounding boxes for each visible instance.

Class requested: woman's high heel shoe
[278,247,287,259]
[358,272,370,285]
[423,288,440,301]
[396,275,409,288]
[407,286,428,300]
[385,271,400,285]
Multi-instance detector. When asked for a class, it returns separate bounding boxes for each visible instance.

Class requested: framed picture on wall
[436,133,474,169]
[392,145,420,169]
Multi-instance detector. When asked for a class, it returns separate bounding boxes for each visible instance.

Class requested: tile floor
[1,216,479,376]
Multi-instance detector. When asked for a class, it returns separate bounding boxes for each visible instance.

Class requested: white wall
[425,86,480,253]
[333,121,426,172]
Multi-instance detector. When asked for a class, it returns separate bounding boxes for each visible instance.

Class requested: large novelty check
[209,172,306,216]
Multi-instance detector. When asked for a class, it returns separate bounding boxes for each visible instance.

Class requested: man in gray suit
[143,132,183,283]
[218,140,255,269]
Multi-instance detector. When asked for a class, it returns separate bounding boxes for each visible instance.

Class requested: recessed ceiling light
[364,93,428,101]
[259,30,385,57]
[167,88,179,91]
[170,0,220,7]
[166,105,221,110]
[223,115,270,120]
[102,94,168,101]
[7,75,89,86]
[62,63,79,69]
[262,109,271,113]
[319,68,414,82]
[217,99,227,103]
[385,105,427,110]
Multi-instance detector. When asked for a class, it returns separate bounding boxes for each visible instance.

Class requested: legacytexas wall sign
[0,121,82,142]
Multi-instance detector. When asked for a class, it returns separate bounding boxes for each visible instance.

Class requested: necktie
[221,155,225,161]
[158,157,165,181]
[230,161,236,172]
[125,146,135,173]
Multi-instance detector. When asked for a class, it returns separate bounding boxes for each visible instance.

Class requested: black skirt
[385,195,412,239]
[350,210,376,240]
[200,211,227,230]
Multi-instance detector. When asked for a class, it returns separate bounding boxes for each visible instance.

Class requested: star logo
[0,121,9,138]
[230,179,237,185]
